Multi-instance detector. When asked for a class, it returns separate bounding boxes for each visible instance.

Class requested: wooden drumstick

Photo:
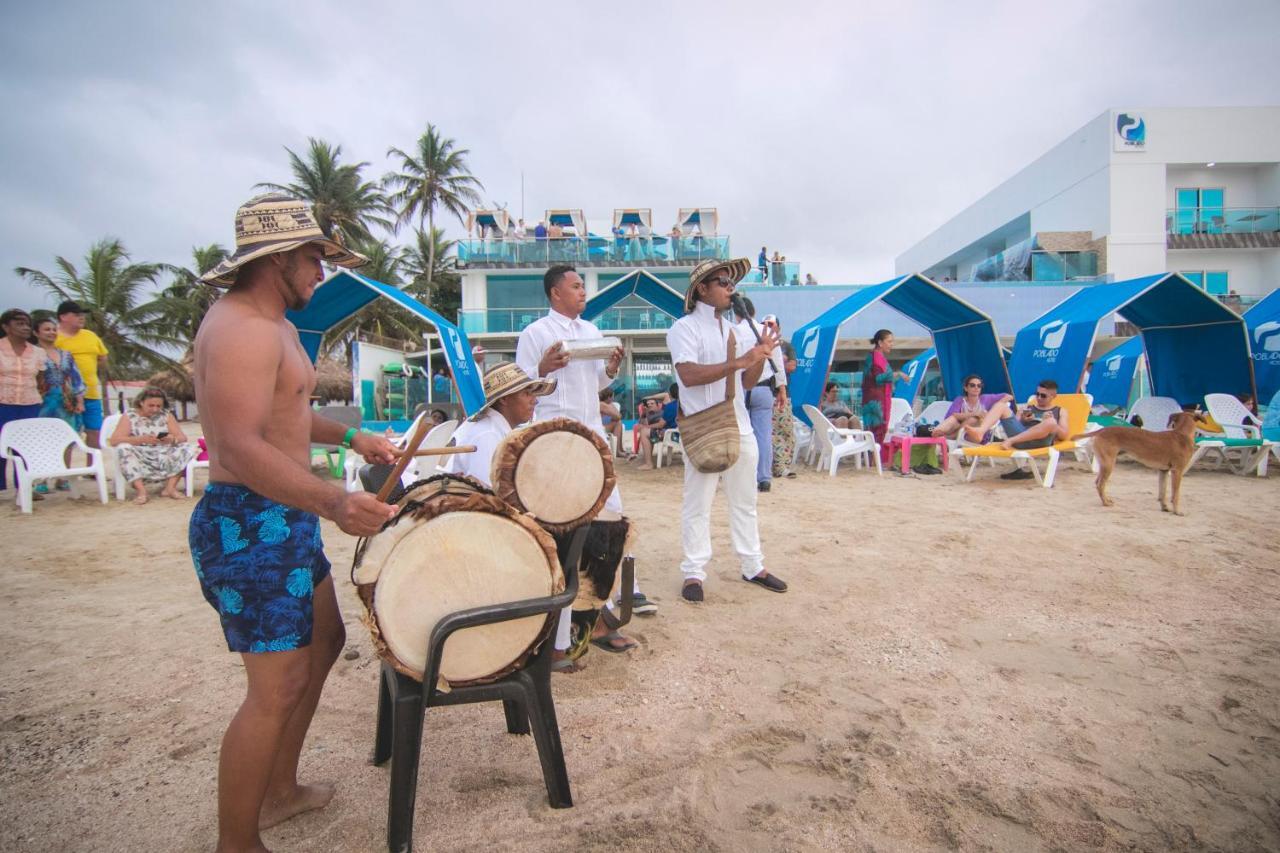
[396,445,477,459]
[375,415,434,504]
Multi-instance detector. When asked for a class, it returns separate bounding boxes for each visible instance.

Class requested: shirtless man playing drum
[190,194,398,852]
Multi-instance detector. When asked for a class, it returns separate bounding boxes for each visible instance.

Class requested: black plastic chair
[371,526,587,853]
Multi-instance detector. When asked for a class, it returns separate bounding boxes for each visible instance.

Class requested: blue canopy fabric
[1244,288,1280,403]
[1084,337,1144,408]
[286,271,485,415]
[788,275,1011,424]
[893,347,936,401]
[582,269,685,321]
[1009,273,1254,406]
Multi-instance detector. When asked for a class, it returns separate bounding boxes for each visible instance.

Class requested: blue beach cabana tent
[788,274,1011,424]
[582,269,685,322]
[1009,273,1255,405]
[285,270,485,415]
[893,347,936,401]
[1244,288,1280,402]
[1083,337,1144,409]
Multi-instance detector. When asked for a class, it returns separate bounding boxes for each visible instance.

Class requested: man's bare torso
[194,293,316,483]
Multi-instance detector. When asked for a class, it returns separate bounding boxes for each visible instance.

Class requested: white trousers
[679,434,765,583]
[555,484,639,649]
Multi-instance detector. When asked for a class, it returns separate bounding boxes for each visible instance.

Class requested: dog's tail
[1068,431,1094,442]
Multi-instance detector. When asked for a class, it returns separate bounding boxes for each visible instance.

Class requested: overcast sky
[2,1,1278,311]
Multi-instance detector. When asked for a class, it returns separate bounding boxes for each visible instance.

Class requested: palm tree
[139,243,229,347]
[257,138,392,245]
[402,227,462,322]
[321,239,429,352]
[384,124,483,289]
[15,239,180,378]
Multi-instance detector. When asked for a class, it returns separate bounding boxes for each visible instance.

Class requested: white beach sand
[1,454,1278,852]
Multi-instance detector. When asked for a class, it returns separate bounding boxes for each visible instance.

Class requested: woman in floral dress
[108,387,198,504]
[33,317,86,492]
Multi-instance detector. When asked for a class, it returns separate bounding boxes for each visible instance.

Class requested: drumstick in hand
[393,445,477,459]
[375,414,433,504]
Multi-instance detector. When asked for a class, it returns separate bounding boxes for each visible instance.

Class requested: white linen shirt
[441,408,510,487]
[516,308,614,435]
[667,301,754,435]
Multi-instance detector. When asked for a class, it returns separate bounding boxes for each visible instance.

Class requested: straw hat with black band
[683,257,752,313]
[199,193,369,288]
[469,362,556,421]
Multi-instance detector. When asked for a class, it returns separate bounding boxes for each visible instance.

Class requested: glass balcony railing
[459,306,678,335]
[456,234,731,268]
[741,261,802,286]
[1166,206,1279,235]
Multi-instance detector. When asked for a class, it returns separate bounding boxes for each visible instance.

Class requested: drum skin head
[373,511,553,682]
[492,418,616,534]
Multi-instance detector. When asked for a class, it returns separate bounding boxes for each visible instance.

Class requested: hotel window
[1180,270,1229,295]
[1174,188,1225,234]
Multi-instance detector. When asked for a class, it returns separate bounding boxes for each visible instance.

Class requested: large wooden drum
[490,417,616,534]
[352,474,564,687]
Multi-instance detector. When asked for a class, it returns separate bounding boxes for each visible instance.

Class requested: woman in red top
[859,329,907,463]
[0,309,45,490]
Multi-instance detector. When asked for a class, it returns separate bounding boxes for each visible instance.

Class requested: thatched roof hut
[146,350,195,402]
[314,356,353,403]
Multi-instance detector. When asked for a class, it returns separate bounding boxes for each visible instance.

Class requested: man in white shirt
[667,258,788,603]
[516,265,654,652]
[441,362,554,486]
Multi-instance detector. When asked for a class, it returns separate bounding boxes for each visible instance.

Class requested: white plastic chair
[889,397,913,432]
[342,415,459,492]
[793,421,813,467]
[1127,396,1182,431]
[654,429,682,468]
[918,400,951,426]
[1201,394,1273,476]
[0,417,107,513]
[102,412,204,499]
[802,405,882,477]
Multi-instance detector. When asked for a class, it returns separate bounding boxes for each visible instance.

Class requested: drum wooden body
[491,418,616,534]
[352,474,564,686]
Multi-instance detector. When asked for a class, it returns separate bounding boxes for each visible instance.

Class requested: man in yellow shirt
[55,301,109,449]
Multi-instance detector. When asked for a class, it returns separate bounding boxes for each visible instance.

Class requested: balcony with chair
[1166,206,1280,249]
[456,235,731,269]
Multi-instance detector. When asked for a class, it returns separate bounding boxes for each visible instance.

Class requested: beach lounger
[961,393,1092,488]
[1,417,108,513]
[1198,394,1273,476]
[802,404,882,477]
[1127,396,1182,431]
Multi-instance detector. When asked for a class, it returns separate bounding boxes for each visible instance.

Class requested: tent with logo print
[1244,288,1280,403]
[1082,336,1145,409]
[787,274,1011,425]
[1008,273,1255,406]
[285,270,486,415]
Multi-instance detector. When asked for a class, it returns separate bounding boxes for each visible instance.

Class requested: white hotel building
[896,106,1280,300]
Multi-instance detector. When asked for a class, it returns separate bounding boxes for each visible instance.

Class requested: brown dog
[1071,412,1199,515]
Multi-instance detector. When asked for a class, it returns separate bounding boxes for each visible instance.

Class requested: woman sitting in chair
[820,381,858,429]
[930,374,1012,444]
[109,387,197,504]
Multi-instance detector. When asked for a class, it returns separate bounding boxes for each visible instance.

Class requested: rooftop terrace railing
[457,234,731,268]
[1166,206,1279,235]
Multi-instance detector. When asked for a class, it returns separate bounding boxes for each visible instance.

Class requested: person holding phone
[108,386,198,504]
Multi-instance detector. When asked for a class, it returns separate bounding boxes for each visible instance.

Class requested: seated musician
[443,363,636,668]
[442,362,553,485]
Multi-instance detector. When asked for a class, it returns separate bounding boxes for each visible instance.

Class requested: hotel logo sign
[1114,112,1146,151]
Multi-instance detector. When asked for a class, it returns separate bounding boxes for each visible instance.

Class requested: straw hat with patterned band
[469,362,557,421]
[683,257,752,313]
[199,193,369,287]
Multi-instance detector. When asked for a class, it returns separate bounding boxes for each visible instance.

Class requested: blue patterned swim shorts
[189,483,332,653]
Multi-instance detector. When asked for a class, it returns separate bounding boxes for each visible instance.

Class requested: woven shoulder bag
[677,333,741,473]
